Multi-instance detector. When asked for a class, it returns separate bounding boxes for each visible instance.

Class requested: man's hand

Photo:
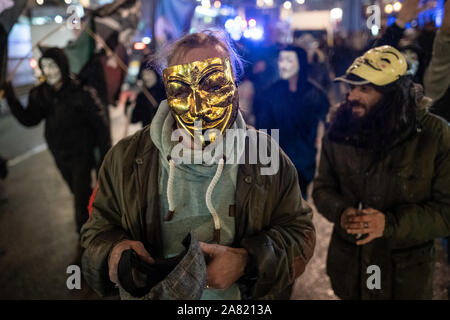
[340,207,359,230]
[199,242,248,290]
[108,240,154,285]
[396,0,425,28]
[345,208,386,245]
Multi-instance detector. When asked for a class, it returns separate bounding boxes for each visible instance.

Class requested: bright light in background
[201,0,211,8]
[32,17,47,25]
[225,18,234,29]
[54,15,63,24]
[330,8,343,20]
[133,42,146,50]
[80,0,90,7]
[195,5,218,17]
[371,25,379,36]
[393,1,402,12]
[230,32,241,41]
[64,0,72,4]
[29,58,38,69]
[142,37,151,44]
[36,0,44,5]
[296,0,305,4]
[213,0,221,8]
[225,15,263,42]
[264,0,274,5]
[283,1,292,10]
[250,27,264,40]
[385,4,393,14]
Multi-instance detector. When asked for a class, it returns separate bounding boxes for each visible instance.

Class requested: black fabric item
[118,234,191,298]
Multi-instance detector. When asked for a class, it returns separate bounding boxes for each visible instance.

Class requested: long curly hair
[327,76,419,152]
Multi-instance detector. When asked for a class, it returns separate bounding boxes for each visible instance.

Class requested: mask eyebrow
[199,69,223,85]
[167,78,190,87]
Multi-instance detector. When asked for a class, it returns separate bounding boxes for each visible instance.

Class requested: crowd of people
[1,0,449,300]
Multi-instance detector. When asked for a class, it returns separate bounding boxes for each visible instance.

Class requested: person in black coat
[255,46,330,198]
[130,64,166,127]
[3,47,111,234]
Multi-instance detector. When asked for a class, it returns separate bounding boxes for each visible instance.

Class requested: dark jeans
[54,154,94,233]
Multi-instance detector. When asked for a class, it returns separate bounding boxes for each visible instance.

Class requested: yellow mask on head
[336,45,407,86]
[163,57,238,145]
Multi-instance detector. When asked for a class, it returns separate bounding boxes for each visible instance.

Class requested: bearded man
[313,45,450,299]
[80,31,315,300]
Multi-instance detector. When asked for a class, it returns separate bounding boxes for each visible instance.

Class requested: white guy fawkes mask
[141,69,158,89]
[40,58,62,87]
[278,50,300,80]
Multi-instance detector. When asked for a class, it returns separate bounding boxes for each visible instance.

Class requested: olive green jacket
[80,126,315,299]
[313,107,450,299]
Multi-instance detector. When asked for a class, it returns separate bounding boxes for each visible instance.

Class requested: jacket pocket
[391,165,430,203]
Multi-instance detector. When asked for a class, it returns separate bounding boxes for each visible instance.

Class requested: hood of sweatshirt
[150,99,246,178]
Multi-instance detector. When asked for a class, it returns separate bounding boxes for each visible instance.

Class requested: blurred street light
[393,1,402,12]
[30,58,38,69]
[54,15,63,24]
[36,0,44,5]
[80,0,90,7]
[214,1,221,8]
[371,25,379,36]
[249,19,256,27]
[330,8,343,20]
[202,0,211,8]
[296,0,305,4]
[264,0,274,6]
[64,0,72,4]
[225,18,234,29]
[385,4,393,14]
[283,1,292,10]
[133,42,146,50]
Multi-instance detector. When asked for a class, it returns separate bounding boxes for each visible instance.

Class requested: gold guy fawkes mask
[163,57,238,146]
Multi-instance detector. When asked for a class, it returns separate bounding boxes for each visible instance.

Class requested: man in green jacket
[313,45,450,299]
[80,31,315,300]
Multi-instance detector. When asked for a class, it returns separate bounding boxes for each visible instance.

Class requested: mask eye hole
[200,72,227,92]
[174,90,190,99]
[380,58,390,64]
[168,81,190,99]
